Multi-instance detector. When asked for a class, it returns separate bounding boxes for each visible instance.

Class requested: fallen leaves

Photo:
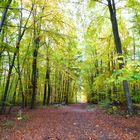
[0,104,140,140]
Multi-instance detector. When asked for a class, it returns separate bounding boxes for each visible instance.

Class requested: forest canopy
[0,0,140,115]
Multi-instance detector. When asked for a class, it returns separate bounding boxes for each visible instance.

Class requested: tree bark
[43,62,51,105]
[43,80,47,105]
[31,41,38,108]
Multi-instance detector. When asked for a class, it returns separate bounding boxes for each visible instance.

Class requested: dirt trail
[0,103,140,140]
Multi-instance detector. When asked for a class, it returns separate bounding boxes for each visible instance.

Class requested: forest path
[0,103,140,140]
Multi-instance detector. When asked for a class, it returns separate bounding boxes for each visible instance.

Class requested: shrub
[132,95,140,103]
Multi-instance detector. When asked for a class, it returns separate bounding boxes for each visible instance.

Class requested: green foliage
[132,95,140,103]
[90,96,99,104]
[88,0,96,9]
[0,0,8,6]
[99,99,119,114]
[99,99,111,108]
[107,106,118,114]
[0,42,16,53]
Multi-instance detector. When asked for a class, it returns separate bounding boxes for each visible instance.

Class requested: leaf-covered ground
[0,104,140,140]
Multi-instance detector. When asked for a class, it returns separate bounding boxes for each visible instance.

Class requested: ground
[0,104,140,140]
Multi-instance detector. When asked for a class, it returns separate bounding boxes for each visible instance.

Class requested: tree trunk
[43,44,51,105]
[0,0,12,33]
[43,81,47,105]
[65,79,70,104]
[43,65,51,105]
[31,44,38,108]
[107,0,134,114]
[46,79,51,105]
[0,43,19,114]
[8,79,18,113]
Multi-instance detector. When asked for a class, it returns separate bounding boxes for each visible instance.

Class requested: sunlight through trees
[0,0,140,115]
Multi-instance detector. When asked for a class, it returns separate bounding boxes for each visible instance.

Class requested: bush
[90,96,99,104]
[132,95,140,103]
[107,106,118,114]
[99,99,111,107]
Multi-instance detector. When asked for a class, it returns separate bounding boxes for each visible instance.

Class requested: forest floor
[0,103,140,140]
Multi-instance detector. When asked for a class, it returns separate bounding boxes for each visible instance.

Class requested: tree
[87,0,135,114]
[107,0,134,114]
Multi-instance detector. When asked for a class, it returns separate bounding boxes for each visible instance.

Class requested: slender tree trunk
[65,78,70,104]
[62,74,65,102]
[0,44,18,114]
[43,64,51,105]
[43,80,47,105]
[19,80,24,108]
[43,44,51,105]
[107,0,134,114]
[46,79,51,105]
[8,79,18,113]
[100,59,102,73]
[133,33,136,95]
[0,0,12,33]
[31,44,38,108]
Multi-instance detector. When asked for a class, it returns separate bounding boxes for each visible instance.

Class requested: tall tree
[107,0,134,114]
